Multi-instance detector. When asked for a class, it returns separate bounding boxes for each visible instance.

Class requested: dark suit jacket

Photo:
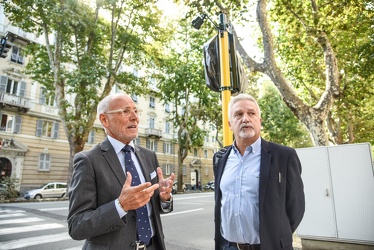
[67,137,172,250]
[213,138,305,250]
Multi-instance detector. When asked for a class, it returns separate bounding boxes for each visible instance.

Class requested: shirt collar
[232,137,262,155]
[107,135,135,154]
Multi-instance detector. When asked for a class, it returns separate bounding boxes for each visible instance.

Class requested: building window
[165,164,172,175]
[146,138,157,151]
[165,121,170,134]
[40,87,56,106]
[165,103,170,113]
[182,165,187,175]
[0,76,26,96]
[211,136,215,143]
[163,142,171,154]
[149,96,155,108]
[36,119,59,138]
[11,46,24,65]
[149,116,155,129]
[0,113,21,133]
[87,130,95,144]
[194,148,198,157]
[134,137,140,145]
[204,150,208,158]
[132,94,138,102]
[39,153,51,171]
[205,136,209,142]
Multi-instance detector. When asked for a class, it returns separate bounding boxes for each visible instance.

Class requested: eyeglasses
[104,108,142,117]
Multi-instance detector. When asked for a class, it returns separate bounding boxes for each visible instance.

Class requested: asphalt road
[0,191,215,250]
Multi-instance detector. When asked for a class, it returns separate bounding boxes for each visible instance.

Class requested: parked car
[24,182,67,200]
[172,181,186,194]
[204,181,214,190]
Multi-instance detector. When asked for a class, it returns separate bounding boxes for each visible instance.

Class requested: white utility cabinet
[296,143,374,245]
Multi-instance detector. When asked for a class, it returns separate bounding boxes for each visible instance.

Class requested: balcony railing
[0,92,31,112]
[145,128,162,138]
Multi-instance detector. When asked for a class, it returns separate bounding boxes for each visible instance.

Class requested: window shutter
[19,81,26,97]
[88,130,95,144]
[0,75,7,92]
[52,122,59,139]
[36,119,43,137]
[14,115,22,133]
[154,141,158,152]
[39,87,46,104]
[146,139,150,149]
[163,142,166,153]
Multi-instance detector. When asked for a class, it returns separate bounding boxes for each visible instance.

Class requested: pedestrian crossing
[0,208,83,250]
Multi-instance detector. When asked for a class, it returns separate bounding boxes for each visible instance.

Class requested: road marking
[0,223,65,235]
[0,217,44,225]
[161,208,203,217]
[0,209,25,214]
[64,248,82,250]
[174,193,214,201]
[39,207,68,211]
[0,213,24,219]
[0,232,71,250]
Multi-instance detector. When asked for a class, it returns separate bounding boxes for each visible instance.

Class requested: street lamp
[192,12,233,146]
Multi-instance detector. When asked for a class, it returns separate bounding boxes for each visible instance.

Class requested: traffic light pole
[218,13,233,147]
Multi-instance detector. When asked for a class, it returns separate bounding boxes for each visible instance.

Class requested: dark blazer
[67,137,172,250]
[213,138,305,250]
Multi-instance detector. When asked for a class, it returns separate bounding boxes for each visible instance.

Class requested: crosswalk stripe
[0,209,25,214]
[0,217,44,225]
[0,223,65,235]
[0,213,24,219]
[0,232,71,250]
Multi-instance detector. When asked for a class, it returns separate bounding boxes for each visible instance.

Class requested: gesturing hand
[118,172,159,211]
[157,167,175,202]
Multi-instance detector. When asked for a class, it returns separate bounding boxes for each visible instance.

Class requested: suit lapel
[101,138,126,186]
[134,145,151,182]
[259,138,271,213]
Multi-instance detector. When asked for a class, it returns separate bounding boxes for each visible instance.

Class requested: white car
[24,182,67,200]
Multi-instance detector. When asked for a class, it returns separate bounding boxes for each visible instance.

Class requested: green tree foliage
[258,83,313,148]
[156,17,220,192]
[2,0,171,183]
[271,0,374,145]
[181,0,374,147]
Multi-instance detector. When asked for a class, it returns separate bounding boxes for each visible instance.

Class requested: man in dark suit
[213,94,305,250]
[68,93,175,250]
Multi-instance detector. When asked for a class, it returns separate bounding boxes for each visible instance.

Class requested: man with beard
[213,94,305,250]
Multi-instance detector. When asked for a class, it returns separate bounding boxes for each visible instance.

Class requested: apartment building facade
[0,8,219,193]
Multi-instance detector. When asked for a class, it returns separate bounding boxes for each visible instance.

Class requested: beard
[238,124,256,138]
[238,129,255,138]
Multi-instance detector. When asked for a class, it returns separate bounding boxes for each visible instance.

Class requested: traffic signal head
[0,37,11,59]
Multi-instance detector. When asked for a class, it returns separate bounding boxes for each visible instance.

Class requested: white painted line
[0,209,25,214]
[63,247,82,250]
[0,223,65,235]
[0,217,44,225]
[39,207,68,211]
[0,232,71,250]
[0,213,25,219]
[161,208,203,217]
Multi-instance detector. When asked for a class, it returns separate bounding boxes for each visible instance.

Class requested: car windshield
[39,183,49,188]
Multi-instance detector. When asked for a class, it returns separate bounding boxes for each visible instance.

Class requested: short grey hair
[228,93,261,118]
[97,93,128,116]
